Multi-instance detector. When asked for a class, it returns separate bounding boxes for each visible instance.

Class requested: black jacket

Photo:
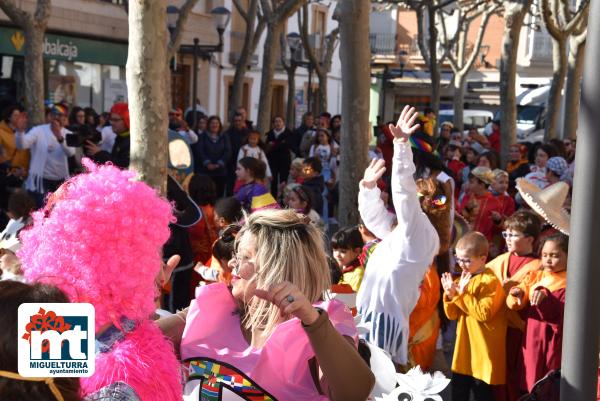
[92,133,130,169]
[303,175,325,215]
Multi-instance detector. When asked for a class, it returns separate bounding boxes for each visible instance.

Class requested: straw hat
[516,178,570,235]
[470,166,495,186]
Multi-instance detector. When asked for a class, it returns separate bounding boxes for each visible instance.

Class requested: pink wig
[19,159,174,329]
[18,160,182,400]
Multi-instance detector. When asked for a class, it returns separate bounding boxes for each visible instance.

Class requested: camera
[65,124,102,147]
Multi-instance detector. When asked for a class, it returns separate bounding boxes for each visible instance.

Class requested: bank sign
[0,26,127,66]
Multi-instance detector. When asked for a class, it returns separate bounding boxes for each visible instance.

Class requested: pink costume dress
[180,283,357,401]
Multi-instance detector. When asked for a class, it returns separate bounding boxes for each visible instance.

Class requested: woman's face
[331,117,341,130]
[477,156,491,168]
[273,117,284,130]
[509,145,521,161]
[541,240,567,272]
[9,109,20,126]
[198,118,207,132]
[76,111,85,125]
[535,149,549,168]
[230,232,258,302]
[209,119,221,134]
[286,190,307,211]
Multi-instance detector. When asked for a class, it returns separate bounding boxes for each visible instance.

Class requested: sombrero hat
[516,178,570,235]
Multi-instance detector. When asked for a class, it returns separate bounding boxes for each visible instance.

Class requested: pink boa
[81,321,182,401]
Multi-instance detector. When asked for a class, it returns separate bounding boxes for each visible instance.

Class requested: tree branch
[564,0,589,33]
[33,0,51,28]
[322,27,339,72]
[260,0,273,19]
[459,3,499,76]
[167,0,199,60]
[233,0,249,23]
[275,0,308,21]
[0,0,31,27]
[416,5,431,65]
[251,17,266,55]
[540,0,565,40]
[299,3,324,76]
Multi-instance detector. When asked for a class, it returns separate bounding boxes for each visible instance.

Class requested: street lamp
[211,6,231,36]
[166,5,179,35]
[178,6,231,130]
[398,50,409,78]
[286,32,314,113]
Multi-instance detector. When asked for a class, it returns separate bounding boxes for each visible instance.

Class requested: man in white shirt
[16,104,75,206]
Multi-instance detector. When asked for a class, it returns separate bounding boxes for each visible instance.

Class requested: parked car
[438,109,494,134]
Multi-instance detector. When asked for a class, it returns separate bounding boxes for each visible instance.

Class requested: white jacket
[356,139,439,364]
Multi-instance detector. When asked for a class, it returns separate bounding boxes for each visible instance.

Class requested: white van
[438,109,494,134]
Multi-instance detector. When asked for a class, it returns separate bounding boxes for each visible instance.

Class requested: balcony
[370,33,397,55]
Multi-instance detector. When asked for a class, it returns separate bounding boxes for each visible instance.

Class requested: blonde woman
[159,209,374,401]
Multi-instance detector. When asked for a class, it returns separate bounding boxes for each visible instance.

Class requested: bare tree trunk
[285,65,296,128]
[24,25,45,125]
[545,39,568,140]
[229,0,265,120]
[256,0,307,134]
[127,0,169,194]
[428,4,440,130]
[256,21,283,133]
[336,0,370,227]
[499,0,531,167]
[452,73,466,131]
[563,36,586,139]
[0,0,51,125]
[316,70,328,115]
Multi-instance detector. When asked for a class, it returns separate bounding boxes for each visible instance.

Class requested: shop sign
[0,26,127,66]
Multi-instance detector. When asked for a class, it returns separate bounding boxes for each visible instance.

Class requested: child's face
[541,240,567,272]
[248,133,260,147]
[213,212,229,229]
[317,132,329,145]
[332,247,361,268]
[236,164,251,182]
[454,248,486,274]
[468,177,485,194]
[286,191,307,211]
[503,229,534,255]
[492,174,509,194]
[466,149,476,164]
[290,165,302,179]
[478,156,491,168]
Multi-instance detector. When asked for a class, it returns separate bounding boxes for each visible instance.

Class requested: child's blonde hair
[456,231,489,257]
[236,209,331,338]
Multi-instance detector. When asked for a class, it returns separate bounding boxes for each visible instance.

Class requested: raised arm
[358,159,394,239]
[388,106,422,234]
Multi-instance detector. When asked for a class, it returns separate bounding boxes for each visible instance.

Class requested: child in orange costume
[408,175,452,371]
[408,264,440,370]
[506,234,568,395]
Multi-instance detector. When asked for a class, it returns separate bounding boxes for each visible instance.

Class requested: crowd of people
[0,99,584,401]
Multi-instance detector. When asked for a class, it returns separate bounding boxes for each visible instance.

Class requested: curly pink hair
[18,159,175,329]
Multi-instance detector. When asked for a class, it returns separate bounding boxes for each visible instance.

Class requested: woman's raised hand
[389,105,421,141]
[254,281,320,325]
[361,158,386,190]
